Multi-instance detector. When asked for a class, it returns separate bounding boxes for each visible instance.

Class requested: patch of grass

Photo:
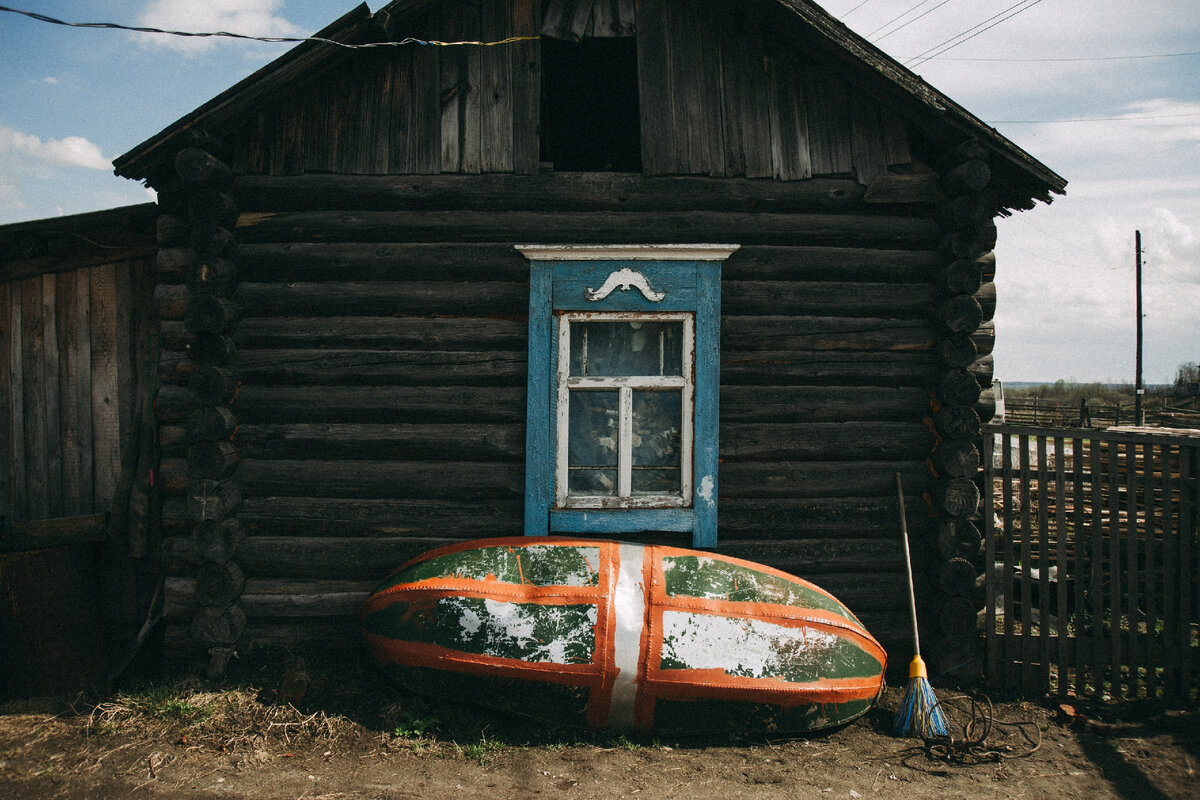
[460,734,507,764]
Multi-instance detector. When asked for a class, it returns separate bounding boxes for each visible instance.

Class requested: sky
[1,0,1197,385]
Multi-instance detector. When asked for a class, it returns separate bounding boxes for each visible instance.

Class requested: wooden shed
[106,0,1065,677]
[0,204,159,696]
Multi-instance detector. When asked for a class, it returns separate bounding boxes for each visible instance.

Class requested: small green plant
[393,715,435,739]
[609,733,640,751]
[130,684,213,722]
[461,735,506,764]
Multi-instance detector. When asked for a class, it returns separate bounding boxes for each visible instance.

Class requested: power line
[989,112,1200,123]
[875,1,956,43]
[0,5,536,48]
[922,51,1200,62]
[866,0,939,39]
[907,0,1048,67]
[842,1,876,18]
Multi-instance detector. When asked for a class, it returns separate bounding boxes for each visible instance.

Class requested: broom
[892,472,948,738]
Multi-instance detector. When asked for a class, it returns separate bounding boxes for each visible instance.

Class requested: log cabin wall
[139,0,1023,672]
[152,169,967,664]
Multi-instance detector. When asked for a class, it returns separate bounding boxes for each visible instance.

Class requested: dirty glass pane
[569,321,684,377]
[568,391,618,496]
[631,390,681,494]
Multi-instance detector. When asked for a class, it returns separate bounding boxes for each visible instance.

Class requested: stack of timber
[922,140,1000,676]
[157,131,248,677]
[151,168,950,660]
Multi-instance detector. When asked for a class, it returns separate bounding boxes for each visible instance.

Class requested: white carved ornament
[584,268,665,303]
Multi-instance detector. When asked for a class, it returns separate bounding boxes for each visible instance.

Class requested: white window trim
[555,311,694,510]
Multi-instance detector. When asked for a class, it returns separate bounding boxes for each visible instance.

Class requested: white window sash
[555,312,694,509]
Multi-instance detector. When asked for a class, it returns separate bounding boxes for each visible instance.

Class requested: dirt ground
[2,652,1197,800]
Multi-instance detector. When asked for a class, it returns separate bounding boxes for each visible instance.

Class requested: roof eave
[112,3,375,183]
[774,0,1066,201]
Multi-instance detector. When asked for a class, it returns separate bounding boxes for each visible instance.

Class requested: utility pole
[1135,230,1145,426]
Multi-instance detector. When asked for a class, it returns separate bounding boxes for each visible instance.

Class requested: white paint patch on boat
[660,611,840,680]
[439,597,596,665]
[608,543,647,729]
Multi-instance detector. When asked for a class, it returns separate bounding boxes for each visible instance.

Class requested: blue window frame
[518,245,738,548]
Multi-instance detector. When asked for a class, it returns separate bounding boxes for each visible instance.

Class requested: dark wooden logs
[940,223,996,260]
[937,257,984,295]
[938,194,994,230]
[937,517,983,562]
[157,214,190,247]
[937,595,983,635]
[188,190,238,226]
[185,295,240,335]
[179,128,229,159]
[186,255,238,296]
[938,295,984,334]
[190,223,236,255]
[156,386,199,422]
[190,604,245,647]
[186,479,241,522]
[940,159,991,197]
[933,405,981,440]
[196,562,246,607]
[156,247,191,279]
[187,442,238,480]
[933,478,981,520]
[185,405,237,442]
[234,209,942,250]
[935,334,978,368]
[188,366,238,405]
[936,368,982,407]
[175,147,234,190]
[191,518,245,564]
[232,173,883,215]
[937,557,979,596]
[189,334,236,366]
[933,439,981,478]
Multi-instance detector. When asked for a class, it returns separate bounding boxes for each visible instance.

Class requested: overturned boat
[361,537,886,734]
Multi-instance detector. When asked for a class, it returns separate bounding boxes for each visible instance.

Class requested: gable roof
[113,0,1065,208]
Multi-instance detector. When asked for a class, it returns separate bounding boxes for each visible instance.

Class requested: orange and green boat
[361,537,886,734]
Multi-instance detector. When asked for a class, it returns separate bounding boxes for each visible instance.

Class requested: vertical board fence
[984,424,1200,700]
[1,205,157,697]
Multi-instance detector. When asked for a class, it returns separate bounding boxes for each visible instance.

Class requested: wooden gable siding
[636,0,910,181]
[226,0,908,183]
[231,1,539,177]
[153,172,964,655]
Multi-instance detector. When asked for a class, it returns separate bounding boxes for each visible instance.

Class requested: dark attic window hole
[540,36,642,173]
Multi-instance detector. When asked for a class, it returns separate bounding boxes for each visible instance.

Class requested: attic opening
[540,37,641,173]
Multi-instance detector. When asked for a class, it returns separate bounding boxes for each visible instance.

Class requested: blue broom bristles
[892,656,948,738]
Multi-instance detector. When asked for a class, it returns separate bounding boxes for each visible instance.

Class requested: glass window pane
[632,390,682,476]
[568,391,618,468]
[569,321,683,377]
[631,468,681,495]
[569,468,618,496]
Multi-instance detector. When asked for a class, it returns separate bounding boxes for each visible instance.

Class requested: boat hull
[360,537,885,734]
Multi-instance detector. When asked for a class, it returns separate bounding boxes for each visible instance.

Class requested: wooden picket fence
[984,424,1200,700]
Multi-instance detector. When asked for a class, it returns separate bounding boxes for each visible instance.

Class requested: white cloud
[0,127,111,170]
[41,76,59,85]
[135,0,303,55]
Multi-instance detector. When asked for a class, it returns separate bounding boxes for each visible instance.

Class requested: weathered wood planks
[1,259,150,528]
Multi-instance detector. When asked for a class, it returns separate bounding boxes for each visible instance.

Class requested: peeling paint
[698,474,714,505]
[658,611,881,682]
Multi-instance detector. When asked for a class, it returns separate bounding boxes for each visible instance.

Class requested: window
[518,245,739,547]
[540,37,641,172]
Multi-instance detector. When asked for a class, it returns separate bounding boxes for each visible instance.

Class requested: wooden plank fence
[985,423,1200,699]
